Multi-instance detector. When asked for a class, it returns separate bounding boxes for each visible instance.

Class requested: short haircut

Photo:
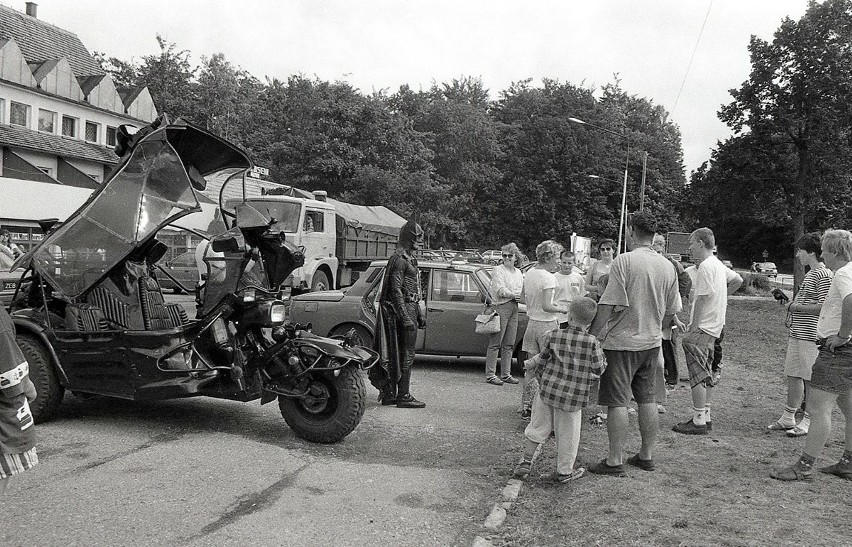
[560,249,575,259]
[535,240,563,262]
[627,211,657,238]
[796,232,822,259]
[0,228,9,237]
[570,297,598,326]
[501,242,519,256]
[821,230,852,262]
[597,239,615,251]
[690,227,715,250]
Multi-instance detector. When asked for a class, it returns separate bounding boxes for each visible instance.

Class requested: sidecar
[7,116,288,423]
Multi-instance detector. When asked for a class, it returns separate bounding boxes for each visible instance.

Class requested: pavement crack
[181,464,308,544]
[80,431,185,471]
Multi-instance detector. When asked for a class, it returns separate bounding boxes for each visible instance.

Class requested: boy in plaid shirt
[513,297,607,483]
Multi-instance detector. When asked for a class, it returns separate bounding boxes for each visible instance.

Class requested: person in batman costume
[369,219,427,408]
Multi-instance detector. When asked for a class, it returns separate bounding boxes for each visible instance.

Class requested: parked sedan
[157,250,200,293]
[480,250,503,264]
[288,260,529,363]
[751,261,778,278]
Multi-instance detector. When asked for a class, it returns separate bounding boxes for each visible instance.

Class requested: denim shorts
[811,344,852,395]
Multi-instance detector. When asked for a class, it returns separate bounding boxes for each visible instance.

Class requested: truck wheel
[279,367,366,443]
[311,271,330,292]
[16,334,64,423]
[330,324,373,348]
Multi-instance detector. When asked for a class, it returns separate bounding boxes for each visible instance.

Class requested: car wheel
[16,334,64,423]
[330,324,373,348]
[311,271,330,292]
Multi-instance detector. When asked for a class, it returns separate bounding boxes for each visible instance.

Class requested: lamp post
[569,117,630,253]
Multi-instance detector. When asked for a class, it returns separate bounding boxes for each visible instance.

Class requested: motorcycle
[7,115,377,443]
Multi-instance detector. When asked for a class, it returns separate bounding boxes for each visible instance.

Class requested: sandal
[767,421,796,431]
[589,412,607,426]
[513,459,533,479]
[820,461,852,480]
[770,463,814,481]
[786,426,808,437]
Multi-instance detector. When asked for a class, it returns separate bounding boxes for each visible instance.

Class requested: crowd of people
[480,212,852,484]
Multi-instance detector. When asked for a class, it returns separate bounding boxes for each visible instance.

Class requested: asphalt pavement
[0,349,523,546]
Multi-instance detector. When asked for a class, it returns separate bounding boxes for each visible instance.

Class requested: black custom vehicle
[6,116,377,443]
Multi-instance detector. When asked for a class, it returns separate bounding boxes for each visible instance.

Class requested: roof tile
[0,5,104,77]
[0,124,118,164]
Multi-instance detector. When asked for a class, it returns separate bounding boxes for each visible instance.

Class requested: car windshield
[238,199,302,233]
[29,134,199,297]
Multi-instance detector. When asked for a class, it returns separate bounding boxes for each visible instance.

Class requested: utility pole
[639,151,648,210]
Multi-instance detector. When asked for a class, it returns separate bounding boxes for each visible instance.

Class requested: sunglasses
[502,253,514,258]
[600,247,613,251]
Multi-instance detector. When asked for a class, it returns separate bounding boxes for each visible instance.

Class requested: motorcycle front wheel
[278,367,366,443]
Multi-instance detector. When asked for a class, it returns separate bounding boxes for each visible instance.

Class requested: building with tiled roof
[0,2,158,252]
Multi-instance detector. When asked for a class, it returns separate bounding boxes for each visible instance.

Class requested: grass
[487,298,852,546]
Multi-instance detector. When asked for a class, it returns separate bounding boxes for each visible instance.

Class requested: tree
[137,35,199,119]
[717,0,852,278]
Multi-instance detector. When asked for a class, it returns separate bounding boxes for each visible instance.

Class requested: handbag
[475,306,501,335]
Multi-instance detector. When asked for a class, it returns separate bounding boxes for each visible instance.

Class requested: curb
[473,444,542,546]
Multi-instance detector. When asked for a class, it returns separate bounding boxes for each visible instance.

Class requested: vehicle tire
[279,367,366,443]
[311,271,330,292]
[16,334,64,423]
[329,324,373,348]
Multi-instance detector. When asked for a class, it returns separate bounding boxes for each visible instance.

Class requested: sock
[780,405,797,425]
[797,412,810,431]
[704,404,712,423]
[798,452,816,470]
[692,406,706,426]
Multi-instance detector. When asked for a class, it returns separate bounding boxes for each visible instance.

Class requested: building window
[106,126,117,147]
[38,109,57,133]
[85,121,100,143]
[0,99,5,124]
[10,102,30,127]
[62,115,77,137]
[37,166,53,177]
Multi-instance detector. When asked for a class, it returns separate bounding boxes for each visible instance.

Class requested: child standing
[555,250,586,329]
[513,297,606,482]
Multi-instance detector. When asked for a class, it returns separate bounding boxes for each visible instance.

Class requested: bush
[735,272,771,294]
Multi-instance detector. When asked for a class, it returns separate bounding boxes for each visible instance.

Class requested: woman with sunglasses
[586,239,616,299]
[486,243,524,385]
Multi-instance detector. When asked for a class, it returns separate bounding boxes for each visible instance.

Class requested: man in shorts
[588,212,681,476]
[673,228,741,435]
[772,229,852,481]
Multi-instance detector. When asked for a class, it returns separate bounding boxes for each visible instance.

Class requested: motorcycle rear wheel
[279,367,366,443]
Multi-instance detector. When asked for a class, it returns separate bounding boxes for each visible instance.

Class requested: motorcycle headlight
[243,288,256,302]
[270,303,287,323]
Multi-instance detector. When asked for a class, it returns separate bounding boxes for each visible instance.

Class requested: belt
[403,297,419,303]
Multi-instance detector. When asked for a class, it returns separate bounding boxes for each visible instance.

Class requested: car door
[300,208,335,285]
[424,268,490,355]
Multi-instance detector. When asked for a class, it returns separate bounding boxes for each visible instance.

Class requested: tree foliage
[99,38,690,255]
[695,0,852,271]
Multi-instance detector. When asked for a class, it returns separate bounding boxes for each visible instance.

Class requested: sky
[13,0,810,175]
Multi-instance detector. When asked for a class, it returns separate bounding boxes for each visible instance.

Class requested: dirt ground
[486,298,852,546]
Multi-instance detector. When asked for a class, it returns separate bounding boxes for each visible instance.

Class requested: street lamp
[569,117,630,253]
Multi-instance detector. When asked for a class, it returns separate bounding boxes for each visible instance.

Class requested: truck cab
[242,193,338,291]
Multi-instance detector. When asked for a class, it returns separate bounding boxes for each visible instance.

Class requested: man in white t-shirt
[673,228,742,435]
[772,230,852,482]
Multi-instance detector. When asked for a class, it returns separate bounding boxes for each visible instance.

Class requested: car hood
[15,116,252,299]
[292,290,347,303]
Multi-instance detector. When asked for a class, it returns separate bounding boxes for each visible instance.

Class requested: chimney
[312,190,327,202]
[25,2,37,17]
